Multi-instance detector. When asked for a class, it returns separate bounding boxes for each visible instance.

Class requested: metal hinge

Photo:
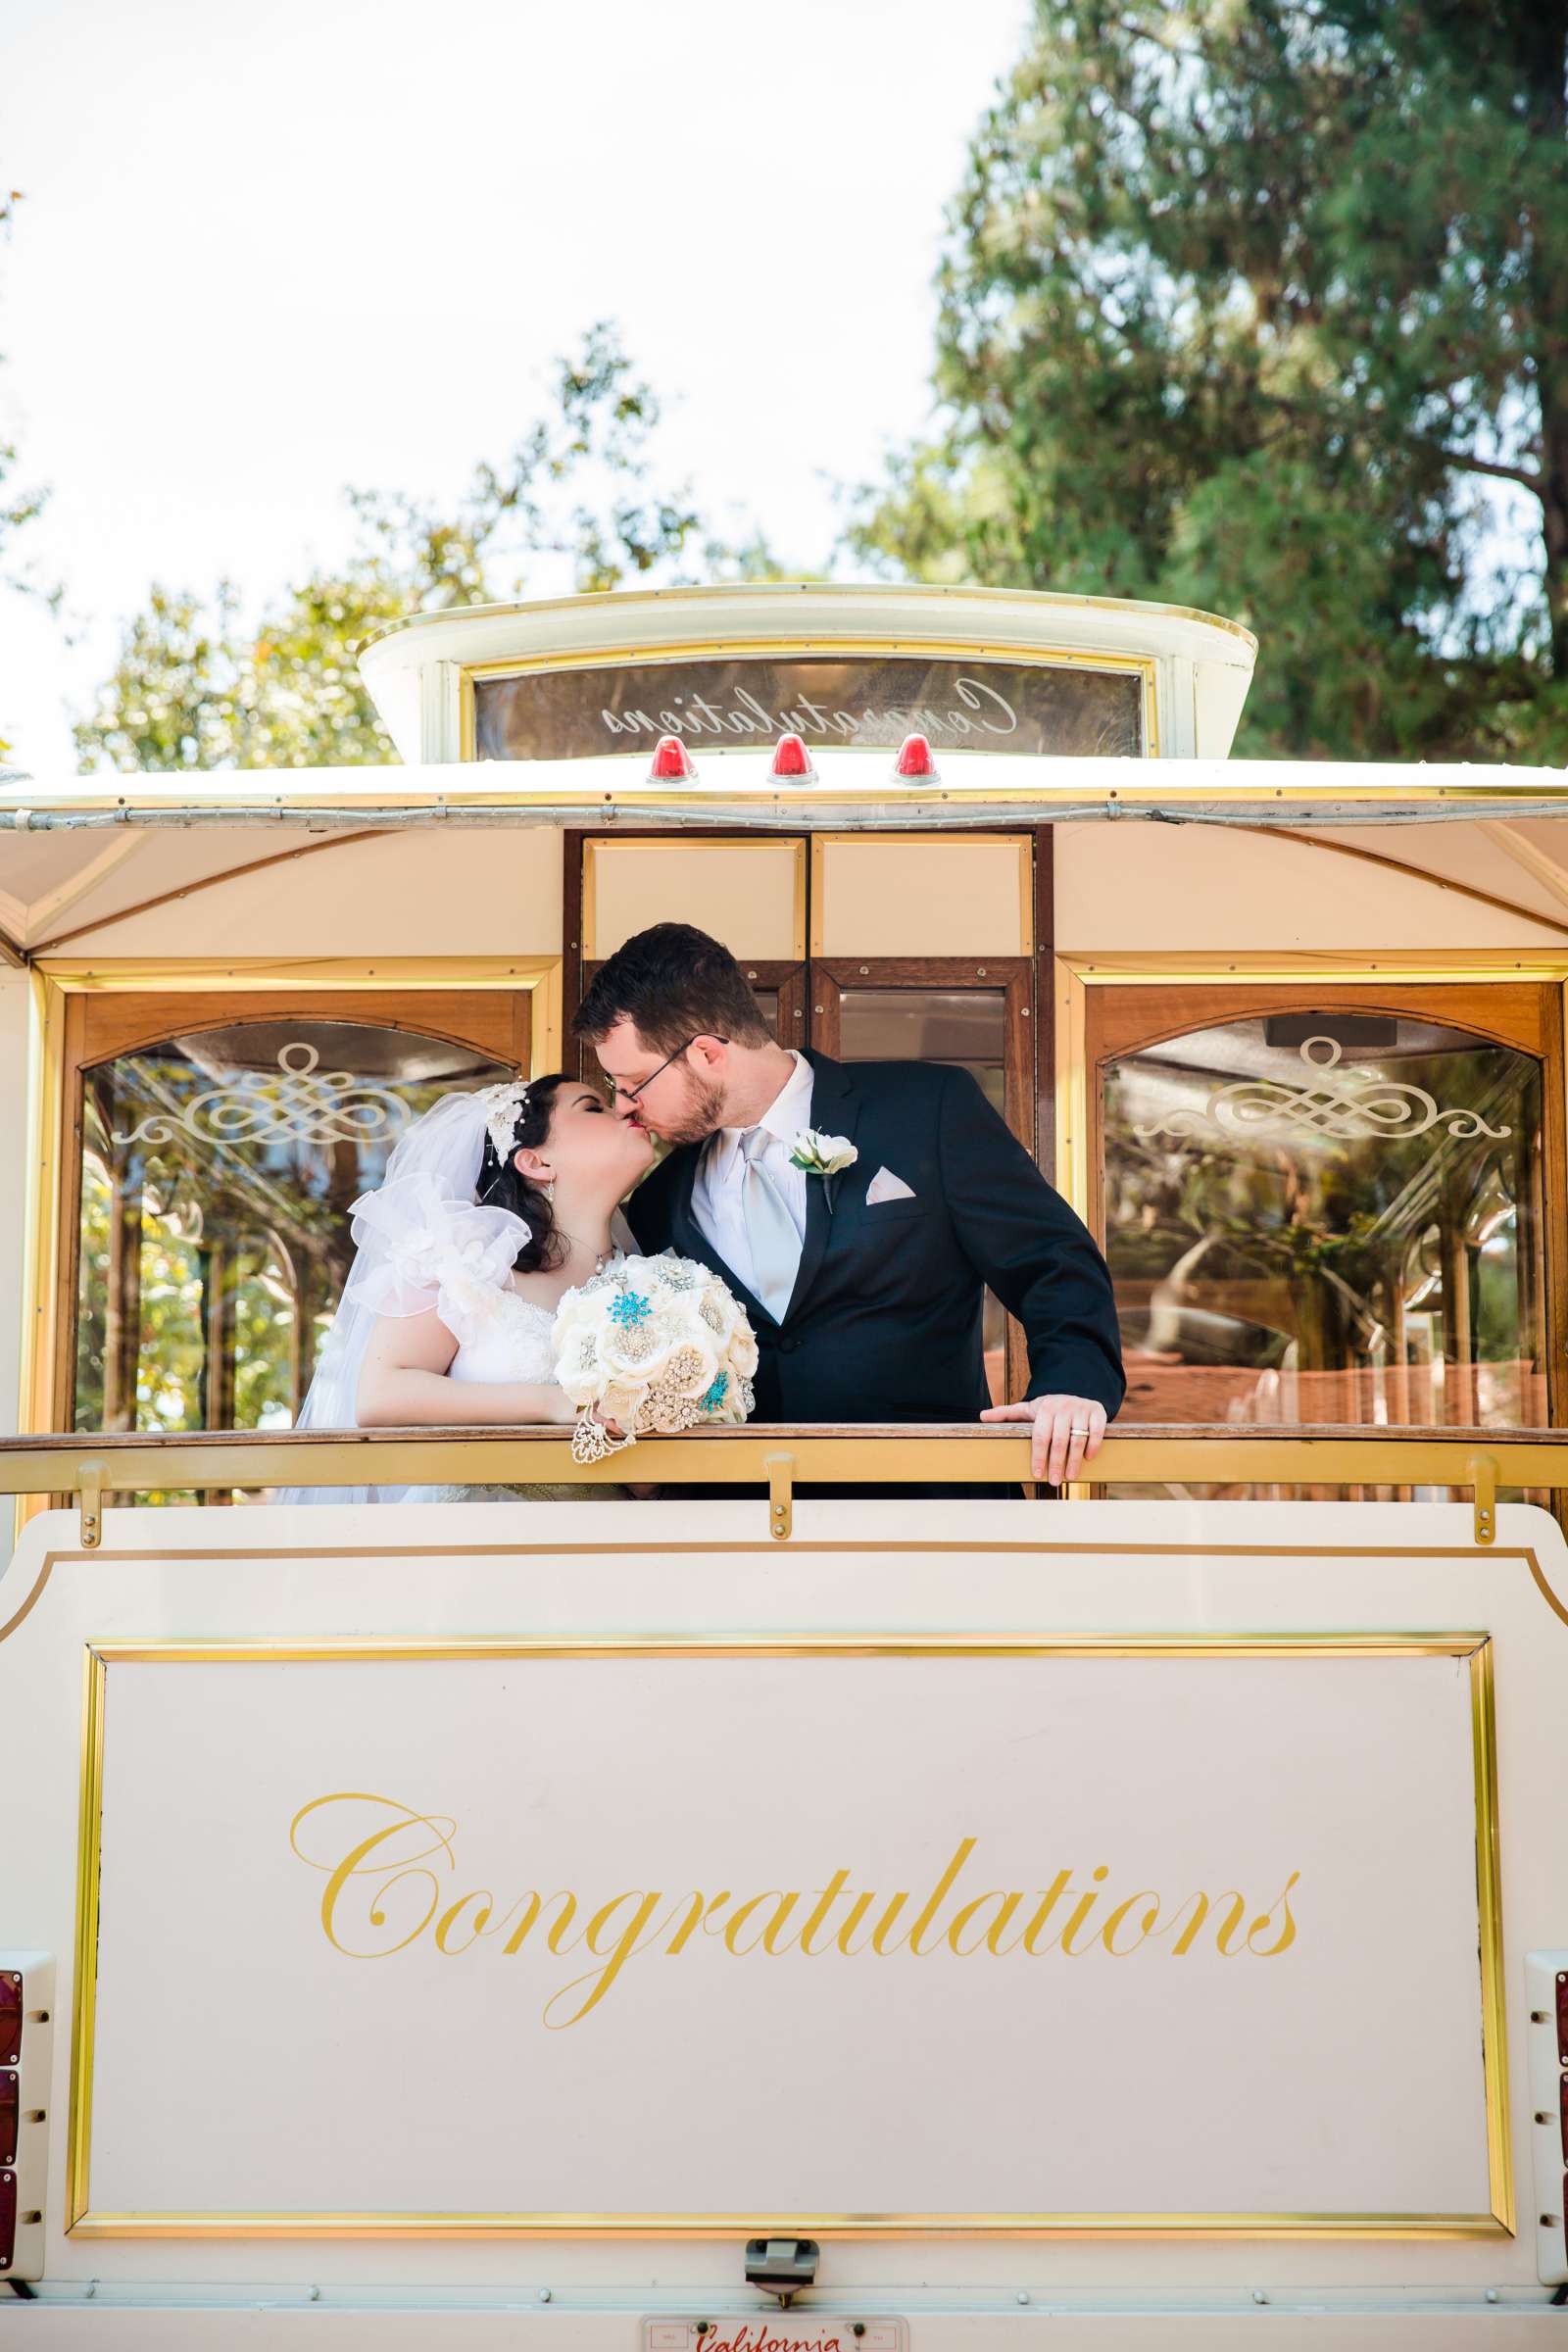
[1469,1452,1496,1547]
[75,1461,104,1550]
[764,1452,795,1543]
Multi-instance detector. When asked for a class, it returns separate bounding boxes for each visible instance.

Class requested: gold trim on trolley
[68,1635,107,2239]
[64,1628,1509,2242]
[1,1426,1564,1494]
[15,1531,1562,1681]
[17,963,68,1525]
[1468,1633,1511,2226]
[32,954,564,1004]
[1059,949,1568,987]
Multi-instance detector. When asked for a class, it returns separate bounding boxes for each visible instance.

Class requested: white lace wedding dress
[286,1093,637,1509]
[410,1207,638,1503]
[420,1289,599,1502]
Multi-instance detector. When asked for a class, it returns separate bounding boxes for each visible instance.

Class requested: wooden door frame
[564,828,1052,1153]
[566,827,1054,1405]
[1033,825,1054,1188]
[1059,955,1568,1435]
[813,956,1035,1400]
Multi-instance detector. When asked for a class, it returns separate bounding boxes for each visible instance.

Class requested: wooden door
[813,957,1035,1402]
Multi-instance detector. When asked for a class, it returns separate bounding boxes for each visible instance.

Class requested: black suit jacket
[623,1051,1124,1425]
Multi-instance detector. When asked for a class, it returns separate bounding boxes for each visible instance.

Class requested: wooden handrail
[2,1420,1564,1459]
[0,1423,1562,1550]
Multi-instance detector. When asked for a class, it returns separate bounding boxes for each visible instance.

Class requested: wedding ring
[1069,1425,1090,1437]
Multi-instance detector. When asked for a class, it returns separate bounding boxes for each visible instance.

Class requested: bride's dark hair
[474,1071,574,1274]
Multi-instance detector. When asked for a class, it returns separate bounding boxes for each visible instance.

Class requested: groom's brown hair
[573,921,771,1054]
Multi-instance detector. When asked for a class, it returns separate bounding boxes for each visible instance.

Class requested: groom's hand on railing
[979,1396,1109,1486]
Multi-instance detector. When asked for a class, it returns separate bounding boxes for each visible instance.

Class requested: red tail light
[769,732,817,784]
[649,734,696,782]
[892,732,939,781]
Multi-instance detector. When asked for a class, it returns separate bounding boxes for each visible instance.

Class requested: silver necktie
[740,1127,800,1320]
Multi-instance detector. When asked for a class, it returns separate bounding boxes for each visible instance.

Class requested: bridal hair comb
[478,1079,531,1164]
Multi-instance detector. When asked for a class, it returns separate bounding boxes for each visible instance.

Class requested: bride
[285,1072,654,1501]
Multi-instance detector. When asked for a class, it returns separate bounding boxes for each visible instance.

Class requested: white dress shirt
[690,1051,814,1299]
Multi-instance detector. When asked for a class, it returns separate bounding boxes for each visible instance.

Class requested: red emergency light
[648,734,697,782]
[769,732,817,784]
[892,732,939,782]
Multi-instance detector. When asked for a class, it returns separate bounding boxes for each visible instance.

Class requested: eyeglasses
[607,1034,726,1106]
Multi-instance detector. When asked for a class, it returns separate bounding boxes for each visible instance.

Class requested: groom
[573,923,1124,1484]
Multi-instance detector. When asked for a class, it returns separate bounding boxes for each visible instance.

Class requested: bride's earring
[544,1176,557,1203]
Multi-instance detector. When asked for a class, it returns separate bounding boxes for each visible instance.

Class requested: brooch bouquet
[552,1254,759,1464]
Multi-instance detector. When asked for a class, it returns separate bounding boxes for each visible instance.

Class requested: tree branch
[1417,439,1544,495]
[1256,384,1544,496]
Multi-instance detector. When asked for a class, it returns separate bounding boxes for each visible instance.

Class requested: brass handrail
[1,1424,1563,1547]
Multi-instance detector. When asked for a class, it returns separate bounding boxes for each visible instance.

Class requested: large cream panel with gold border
[1,1496,1562,2314]
[83,1639,1483,2227]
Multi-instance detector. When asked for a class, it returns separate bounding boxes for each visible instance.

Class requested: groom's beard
[644,1070,726,1149]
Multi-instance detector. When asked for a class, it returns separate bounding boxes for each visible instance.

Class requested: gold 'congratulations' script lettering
[288,1793,1300,2032]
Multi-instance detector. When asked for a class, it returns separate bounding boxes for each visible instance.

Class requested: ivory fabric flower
[789,1129,858,1178]
[552,1253,758,1462]
[343,1172,530,1339]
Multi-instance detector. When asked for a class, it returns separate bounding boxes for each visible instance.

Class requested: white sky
[0,0,1030,775]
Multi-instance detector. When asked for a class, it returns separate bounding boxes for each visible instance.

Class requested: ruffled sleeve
[343,1171,531,1348]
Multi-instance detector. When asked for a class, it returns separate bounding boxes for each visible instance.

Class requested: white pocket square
[866,1166,916,1204]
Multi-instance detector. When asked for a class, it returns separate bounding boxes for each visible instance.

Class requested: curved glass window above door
[74,1021,516,1439]
[1102,1013,1546,1431]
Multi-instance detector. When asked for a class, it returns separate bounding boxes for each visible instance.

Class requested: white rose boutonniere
[790,1129,858,1208]
[789,1129,858,1178]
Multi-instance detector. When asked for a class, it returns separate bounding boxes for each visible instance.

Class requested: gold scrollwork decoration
[1134,1035,1512,1147]
[111,1042,416,1152]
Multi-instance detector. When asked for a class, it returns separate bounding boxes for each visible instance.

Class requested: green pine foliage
[849,1,1568,761]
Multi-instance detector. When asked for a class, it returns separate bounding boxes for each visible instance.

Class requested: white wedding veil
[279,1084,532,1506]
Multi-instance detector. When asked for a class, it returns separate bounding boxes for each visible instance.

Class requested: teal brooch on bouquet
[551,1254,760,1465]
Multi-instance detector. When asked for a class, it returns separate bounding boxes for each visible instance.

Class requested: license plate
[645,2322,905,2352]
